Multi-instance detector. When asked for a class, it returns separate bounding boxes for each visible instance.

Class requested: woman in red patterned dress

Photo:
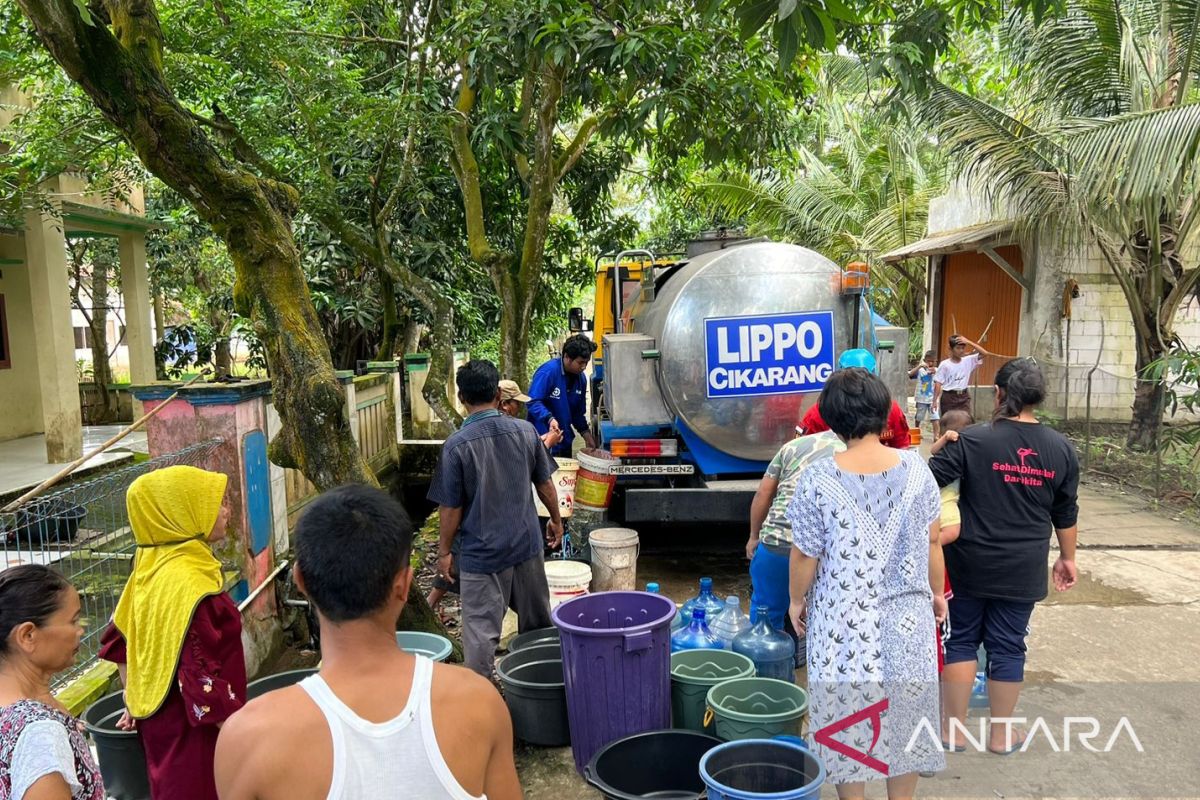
[1,565,104,800]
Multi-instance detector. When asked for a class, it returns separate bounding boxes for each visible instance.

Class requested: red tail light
[608,439,678,457]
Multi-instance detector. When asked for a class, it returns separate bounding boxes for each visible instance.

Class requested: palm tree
[694,60,946,328]
[924,0,1200,448]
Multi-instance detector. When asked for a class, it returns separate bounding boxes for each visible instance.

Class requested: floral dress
[787,450,945,783]
[0,700,104,800]
[100,593,246,800]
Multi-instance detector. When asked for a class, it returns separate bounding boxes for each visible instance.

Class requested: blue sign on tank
[704,310,836,398]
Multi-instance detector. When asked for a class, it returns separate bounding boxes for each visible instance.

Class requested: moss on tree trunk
[17,0,371,488]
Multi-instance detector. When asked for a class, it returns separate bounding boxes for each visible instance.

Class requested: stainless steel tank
[631,242,854,462]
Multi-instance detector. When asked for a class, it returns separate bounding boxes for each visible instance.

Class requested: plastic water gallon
[708,596,751,649]
[676,577,725,631]
[732,605,796,682]
[671,608,723,653]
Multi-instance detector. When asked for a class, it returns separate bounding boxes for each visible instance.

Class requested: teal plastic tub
[705,677,808,741]
[671,650,756,733]
[396,631,453,662]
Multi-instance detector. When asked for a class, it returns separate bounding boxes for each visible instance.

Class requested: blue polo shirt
[427,410,557,574]
[527,357,589,457]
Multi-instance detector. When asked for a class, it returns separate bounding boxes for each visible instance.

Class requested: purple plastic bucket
[552,590,676,773]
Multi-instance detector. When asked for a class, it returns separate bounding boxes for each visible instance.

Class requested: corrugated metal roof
[880,220,1014,263]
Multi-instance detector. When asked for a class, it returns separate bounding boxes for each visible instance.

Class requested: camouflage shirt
[758,431,845,550]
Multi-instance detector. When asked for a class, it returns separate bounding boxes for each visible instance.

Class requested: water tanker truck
[576,235,909,525]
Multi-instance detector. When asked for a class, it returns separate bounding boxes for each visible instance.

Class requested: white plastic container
[534,458,579,518]
[588,527,640,591]
[545,559,592,609]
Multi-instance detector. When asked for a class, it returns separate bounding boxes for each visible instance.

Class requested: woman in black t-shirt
[929,358,1079,755]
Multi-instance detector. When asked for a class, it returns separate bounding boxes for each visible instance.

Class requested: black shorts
[944,591,1035,682]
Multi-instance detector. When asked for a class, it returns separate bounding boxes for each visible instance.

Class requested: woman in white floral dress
[788,367,947,799]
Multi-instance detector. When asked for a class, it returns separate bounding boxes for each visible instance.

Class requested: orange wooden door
[938,246,1023,386]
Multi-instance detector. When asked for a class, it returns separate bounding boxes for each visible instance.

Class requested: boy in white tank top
[214,485,522,800]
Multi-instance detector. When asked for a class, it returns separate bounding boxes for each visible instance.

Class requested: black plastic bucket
[82,692,150,800]
[246,668,317,700]
[495,644,569,746]
[584,729,721,800]
[508,626,560,653]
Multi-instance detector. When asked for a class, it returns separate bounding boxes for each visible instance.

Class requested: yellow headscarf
[113,465,229,718]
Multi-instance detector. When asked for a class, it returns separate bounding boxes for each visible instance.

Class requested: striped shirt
[427,411,556,574]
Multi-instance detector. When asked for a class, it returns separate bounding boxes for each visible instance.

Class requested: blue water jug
[670,608,723,653]
[708,596,751,649]
[646,582,660,593]
[732,605,796,682]
[676,577,725,630]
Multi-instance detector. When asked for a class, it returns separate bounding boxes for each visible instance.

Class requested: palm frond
[819,54,870,98]
[924,82,1074,228]
[1168,0,1200,100]
[1005,0,1130,116]
[1064,102,1200,216]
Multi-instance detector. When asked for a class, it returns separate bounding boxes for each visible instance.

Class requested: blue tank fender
[675,418,767,477]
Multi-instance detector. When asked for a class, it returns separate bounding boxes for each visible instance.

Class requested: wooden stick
[951,314,958,336]
[977,316,995,344]
[2,374,206,513]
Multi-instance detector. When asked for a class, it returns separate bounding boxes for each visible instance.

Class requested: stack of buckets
[552,589,825,800]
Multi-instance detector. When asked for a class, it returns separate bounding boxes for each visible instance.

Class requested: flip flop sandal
[941,739,967,753]
[988,730,1031,756]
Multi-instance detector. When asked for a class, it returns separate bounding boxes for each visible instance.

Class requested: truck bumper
[615,480,757,524]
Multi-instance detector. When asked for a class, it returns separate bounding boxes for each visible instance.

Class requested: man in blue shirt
[527,334,599,456]
[428,360,564,676]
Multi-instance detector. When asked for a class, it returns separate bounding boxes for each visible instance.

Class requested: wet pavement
[515,480,1200,798]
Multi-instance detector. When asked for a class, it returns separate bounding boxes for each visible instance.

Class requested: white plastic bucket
[545,559,593,609]
[574,449,620,511]
[534,458,579,518]
[588,527,640,592]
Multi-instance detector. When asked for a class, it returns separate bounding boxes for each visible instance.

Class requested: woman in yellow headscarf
[99,465,246,800]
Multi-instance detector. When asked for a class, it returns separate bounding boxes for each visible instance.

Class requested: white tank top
[298,656,485,800]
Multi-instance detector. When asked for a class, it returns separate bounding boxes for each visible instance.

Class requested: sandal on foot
[988,730,1031,756]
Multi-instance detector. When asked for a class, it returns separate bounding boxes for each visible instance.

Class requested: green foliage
[690,56,945,326]
[1146,345,1200,449]
[0,3,141,226]
[720,0,1064,85]
[922,0,1200,446]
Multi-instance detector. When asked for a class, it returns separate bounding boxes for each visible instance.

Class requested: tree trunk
[377,274,399,361]
[422,306,461,428]
[498,287,533,386]
[1127,334,1166,450]
[16,0,371,489]
[401,318,424,355]
[214,338,233,379]
[152,287,165,344]
[89,260,115,421]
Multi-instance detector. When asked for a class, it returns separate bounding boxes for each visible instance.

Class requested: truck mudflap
[613,479,758,524]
